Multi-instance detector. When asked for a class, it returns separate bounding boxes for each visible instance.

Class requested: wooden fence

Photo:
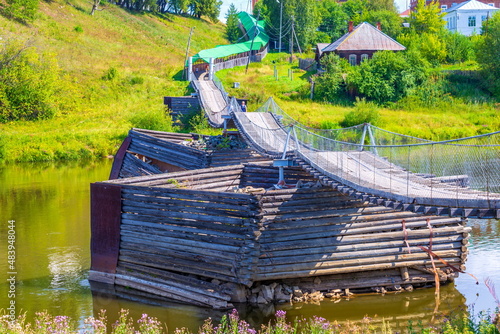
[90,162,470,309]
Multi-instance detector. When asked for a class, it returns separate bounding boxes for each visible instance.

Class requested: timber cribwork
[90,162,470,309]
[110,128,269,179]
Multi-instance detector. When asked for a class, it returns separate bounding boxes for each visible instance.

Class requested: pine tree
[225,4,240,43]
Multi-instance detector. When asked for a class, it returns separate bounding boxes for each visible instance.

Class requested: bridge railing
[244,97,500,211]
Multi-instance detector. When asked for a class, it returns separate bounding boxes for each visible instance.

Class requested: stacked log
[127,129,208,170]
[253,186,469,287]
[91,162,470,308]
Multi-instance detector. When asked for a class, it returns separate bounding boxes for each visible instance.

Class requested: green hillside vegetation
[217,53,500,140]
[0,0,227,163]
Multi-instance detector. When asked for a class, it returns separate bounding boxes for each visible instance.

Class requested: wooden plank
[109,137,131,180]
[90,183,122,274]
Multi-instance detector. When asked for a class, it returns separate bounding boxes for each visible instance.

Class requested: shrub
[102,67,118,81]
[3,0,38,23]
[129,107,174,132]
[0,40,60,122]
[340,97,380,127]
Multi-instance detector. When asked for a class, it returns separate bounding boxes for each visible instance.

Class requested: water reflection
[0,160,499,332]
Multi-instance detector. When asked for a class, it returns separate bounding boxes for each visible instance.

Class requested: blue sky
[218,0,409,22]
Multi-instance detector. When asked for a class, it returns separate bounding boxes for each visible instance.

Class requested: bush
[2,0,38,23]
[0,41,61,122]
[340,97,380,127]
[129,107,174,132]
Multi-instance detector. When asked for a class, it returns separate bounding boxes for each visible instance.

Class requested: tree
[0,41,61,122]
[409,0,445,34]
[189,0,222,22]
[342,0,367,22]
[476,11,500,96]
[225,4,240,43]
[360,10,403,38]
[318,0,348,42]
[347,51,428,103]
[314,53,348,101]
[293,0,321,49]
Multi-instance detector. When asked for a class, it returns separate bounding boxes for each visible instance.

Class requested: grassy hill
[0,0,227,162]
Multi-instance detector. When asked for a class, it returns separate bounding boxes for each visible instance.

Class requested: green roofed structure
[187,12,269,81]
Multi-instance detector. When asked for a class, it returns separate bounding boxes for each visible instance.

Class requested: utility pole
[277,0,283,52]
[289,16,294,63]
[245,9,261,74]
[183,27,194,81]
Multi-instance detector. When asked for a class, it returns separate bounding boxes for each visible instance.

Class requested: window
[488,3,494,6]
[441,4,448,11]
[349,54,357,66]
[361,54,369,62]
[468,16,476,26]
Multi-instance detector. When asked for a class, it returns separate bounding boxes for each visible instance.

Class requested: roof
[399,8,411,17]
[322,22,406,52]
[316,43,330,57]
[446,0,499,11]
[190,12,269,64]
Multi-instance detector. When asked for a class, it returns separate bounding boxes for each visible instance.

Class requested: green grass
[0,0,228,163]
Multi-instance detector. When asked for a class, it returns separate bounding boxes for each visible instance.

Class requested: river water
[0,160,499,331]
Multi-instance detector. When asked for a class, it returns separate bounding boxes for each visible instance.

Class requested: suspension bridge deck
[231,111,500,216]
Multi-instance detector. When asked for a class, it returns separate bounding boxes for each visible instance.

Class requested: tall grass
[1,308,499,334]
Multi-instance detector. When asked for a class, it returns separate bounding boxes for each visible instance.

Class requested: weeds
[2,308,500,334]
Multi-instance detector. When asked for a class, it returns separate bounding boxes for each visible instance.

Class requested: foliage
[476,11,500,97]
[2,0,38,23]
[441,30,475,63]
[340,97,380,127]
[318,0,348,42]
[129,107,175,132]
[341,0,366,22]
[225,4,240,43]
[189,0,222,22]
[398,32,447,65]
[0,40,61,123]
[360,10,403,38]
[1,308,499,333]
[347,50,428,104]
[409,0,445,34]
[293,0,321,50]
[314,53,348,102]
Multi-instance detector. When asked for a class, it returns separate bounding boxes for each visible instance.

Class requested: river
[0,159,499,331]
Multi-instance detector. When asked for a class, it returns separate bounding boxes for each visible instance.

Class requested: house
[316,22,406,66]
[443,0,499,35]
[410,0,500,12]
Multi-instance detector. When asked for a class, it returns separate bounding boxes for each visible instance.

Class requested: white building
[444,0,499,36]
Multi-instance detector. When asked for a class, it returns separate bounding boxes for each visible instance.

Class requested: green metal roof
[189,12,269,64]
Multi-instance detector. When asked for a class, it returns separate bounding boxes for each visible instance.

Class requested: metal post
[359,123,368,151]
[208,57,214,80]
[367,124,378,156]
[281,125,293,160]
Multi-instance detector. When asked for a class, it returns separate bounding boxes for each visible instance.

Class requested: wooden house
[316,22,406,65]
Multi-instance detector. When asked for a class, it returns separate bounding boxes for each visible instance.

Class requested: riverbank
[0,0,226,163]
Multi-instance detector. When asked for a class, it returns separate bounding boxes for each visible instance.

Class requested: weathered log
[259,235,464,258]
[254,258,462,280]
[258,241,463,266]
[114,274,229,309]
